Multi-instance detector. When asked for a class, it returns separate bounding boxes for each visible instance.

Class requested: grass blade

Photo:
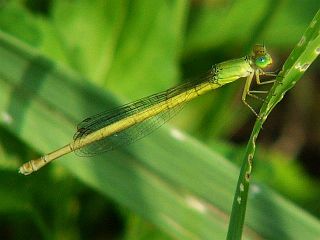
[227,9,320,239]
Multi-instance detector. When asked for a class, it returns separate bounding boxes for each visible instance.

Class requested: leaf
[50,0,187,99]
[227,9,320,240]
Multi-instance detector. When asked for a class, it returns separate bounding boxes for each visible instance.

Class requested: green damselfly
[19,44,276,175]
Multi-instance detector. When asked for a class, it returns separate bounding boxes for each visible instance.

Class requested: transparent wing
[73,72,214,156]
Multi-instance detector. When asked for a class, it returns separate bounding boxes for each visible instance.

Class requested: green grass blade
[227,9,320,240]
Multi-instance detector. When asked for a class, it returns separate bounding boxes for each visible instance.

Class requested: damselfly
[19,44,276,175]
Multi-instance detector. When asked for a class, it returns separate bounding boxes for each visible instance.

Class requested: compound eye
[255,55,271,68]
[257,56,266,63]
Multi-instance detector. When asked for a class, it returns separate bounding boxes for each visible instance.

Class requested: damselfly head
[252,44,273,69]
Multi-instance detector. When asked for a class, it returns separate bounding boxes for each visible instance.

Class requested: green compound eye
[255,55,272,68]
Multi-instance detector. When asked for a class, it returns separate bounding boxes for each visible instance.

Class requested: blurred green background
[0,0,319,239]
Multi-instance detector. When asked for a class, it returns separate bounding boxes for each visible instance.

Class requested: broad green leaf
[51,0,188,100]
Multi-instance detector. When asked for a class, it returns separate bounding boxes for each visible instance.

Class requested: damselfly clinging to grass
[19,44,276,175]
